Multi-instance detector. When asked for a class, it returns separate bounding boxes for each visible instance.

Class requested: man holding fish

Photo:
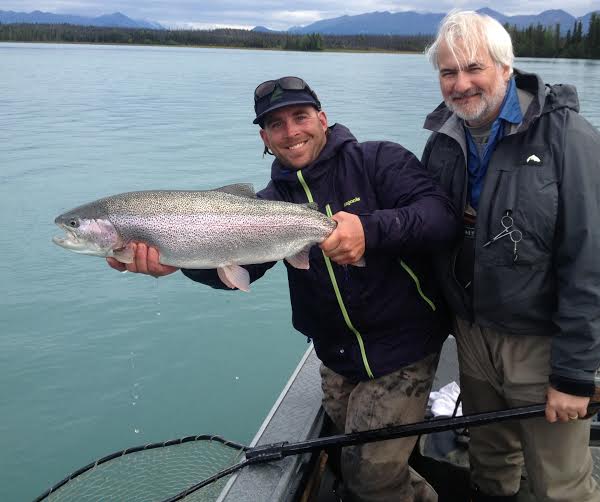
[65,77,460,501]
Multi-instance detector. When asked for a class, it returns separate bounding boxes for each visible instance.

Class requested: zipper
[296,170,375,380]
[452,148,473,315]
[473,161,505,320]
[483,171,504,246]
[399,260,436,311]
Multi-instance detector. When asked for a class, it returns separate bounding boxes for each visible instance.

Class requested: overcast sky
[0,1,597,30]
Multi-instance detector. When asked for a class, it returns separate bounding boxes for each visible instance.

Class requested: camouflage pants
[320,353,439,502]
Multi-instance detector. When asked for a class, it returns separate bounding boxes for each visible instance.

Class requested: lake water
[2,42,599,501]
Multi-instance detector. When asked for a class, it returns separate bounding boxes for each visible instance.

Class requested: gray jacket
[422,69,600,396]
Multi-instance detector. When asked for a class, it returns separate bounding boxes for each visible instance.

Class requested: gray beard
[445,79,508,126]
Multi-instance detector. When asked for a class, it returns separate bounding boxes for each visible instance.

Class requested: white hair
[426,10,514,73]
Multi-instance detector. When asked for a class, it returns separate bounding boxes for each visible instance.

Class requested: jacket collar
[269,123,357,184]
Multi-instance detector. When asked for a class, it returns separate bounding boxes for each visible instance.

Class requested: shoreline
[3,41,599,60]
[0,39,421,55]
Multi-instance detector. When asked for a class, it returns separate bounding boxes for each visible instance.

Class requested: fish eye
[69,220,79,228]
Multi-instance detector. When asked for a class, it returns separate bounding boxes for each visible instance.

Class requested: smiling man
[108,76,459,500]
[242,76,458,501]
[422,10,600,502]
[169,77,459,501]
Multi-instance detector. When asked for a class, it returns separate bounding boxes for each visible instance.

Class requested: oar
[162,397,600,502]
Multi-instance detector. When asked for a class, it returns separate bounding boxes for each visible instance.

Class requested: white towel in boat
[428,381,462,417]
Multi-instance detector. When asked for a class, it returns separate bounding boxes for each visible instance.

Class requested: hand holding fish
[106,243,179,277]
[320,212,365,266]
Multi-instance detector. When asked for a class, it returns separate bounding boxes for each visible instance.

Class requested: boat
[34,337,600,501]
[215,337,600,502]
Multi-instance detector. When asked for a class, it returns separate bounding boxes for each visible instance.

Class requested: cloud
[270,10,324,25]
[0,1,596,29]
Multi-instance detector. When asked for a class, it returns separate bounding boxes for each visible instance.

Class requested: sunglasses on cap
[254,76,321,107]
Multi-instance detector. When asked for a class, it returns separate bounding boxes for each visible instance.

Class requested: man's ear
[259,128,270,149]
[318,110,328,131]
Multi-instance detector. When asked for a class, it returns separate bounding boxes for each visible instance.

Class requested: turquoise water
[2,43,599,501]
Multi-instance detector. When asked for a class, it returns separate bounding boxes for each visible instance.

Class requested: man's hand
[545,386,590,423]
[319,212,365,266]
[106,242,179,277]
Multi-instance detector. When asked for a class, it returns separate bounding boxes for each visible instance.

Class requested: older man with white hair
[421,10,600,502]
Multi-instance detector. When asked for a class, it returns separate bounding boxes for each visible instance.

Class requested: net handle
[161,400,600,501]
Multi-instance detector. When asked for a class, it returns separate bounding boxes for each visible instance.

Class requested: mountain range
[0,10,162,29]
[0,8,597,35]
[286,8,597,35]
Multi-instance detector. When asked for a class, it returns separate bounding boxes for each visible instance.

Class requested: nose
[282,119,300,137]
[454,70,471,93]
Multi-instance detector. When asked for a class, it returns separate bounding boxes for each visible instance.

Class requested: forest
[1,14,598,59]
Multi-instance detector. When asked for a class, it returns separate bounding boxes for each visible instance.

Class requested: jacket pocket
[485,147,557,266]
[515,147,557,264]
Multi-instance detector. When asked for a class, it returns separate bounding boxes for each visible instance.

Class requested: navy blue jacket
[183,124,460,381]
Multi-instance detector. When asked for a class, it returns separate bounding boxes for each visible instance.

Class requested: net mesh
[41,438,246,502]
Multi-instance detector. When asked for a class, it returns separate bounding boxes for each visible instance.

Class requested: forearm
[359,196,459,253]
[550,117,600,396]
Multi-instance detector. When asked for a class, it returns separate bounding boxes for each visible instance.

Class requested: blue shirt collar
[463,76,521,210]
[498,77,522,125]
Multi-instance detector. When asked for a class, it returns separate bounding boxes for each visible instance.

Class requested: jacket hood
[423,68,580,134]
[269,123,358,184]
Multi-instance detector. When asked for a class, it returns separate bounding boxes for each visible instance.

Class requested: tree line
[506,13,600,59]
[0,23,430,52]
[0,17,598,58]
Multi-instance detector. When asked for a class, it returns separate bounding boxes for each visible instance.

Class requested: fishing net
[35,435,247,502]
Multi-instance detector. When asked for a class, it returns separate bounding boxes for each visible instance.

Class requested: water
[1,43,599,501]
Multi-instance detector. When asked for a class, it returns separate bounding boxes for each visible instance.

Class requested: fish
[52,183,340,291]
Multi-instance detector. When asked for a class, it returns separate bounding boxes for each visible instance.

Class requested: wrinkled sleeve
[549,114,600,397]
[358,141,460,254]
[181,262,276,290]
[180,181,280,290]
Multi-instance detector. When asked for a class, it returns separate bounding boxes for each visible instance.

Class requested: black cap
[253,86,321,126]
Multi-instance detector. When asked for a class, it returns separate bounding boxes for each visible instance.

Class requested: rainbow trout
[53,184,337,291]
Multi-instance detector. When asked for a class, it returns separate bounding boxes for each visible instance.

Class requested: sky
[0,1,597,30]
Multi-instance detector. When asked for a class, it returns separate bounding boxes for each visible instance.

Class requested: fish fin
[112,247,135,264]
[217,265,250,292]
[351,257,366,267]
[285,246,311,270]
[213,183,256,198]
[305,202,319,211]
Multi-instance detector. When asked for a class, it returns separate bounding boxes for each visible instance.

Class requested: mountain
[289,11,444,35]
[0,10,162,29]
[501,9,576,32]
[286,9,598,36]
[580,12,600,31]
[252,26,277,33]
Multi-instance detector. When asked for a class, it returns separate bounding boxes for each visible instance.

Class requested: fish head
[53,204,123,257]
